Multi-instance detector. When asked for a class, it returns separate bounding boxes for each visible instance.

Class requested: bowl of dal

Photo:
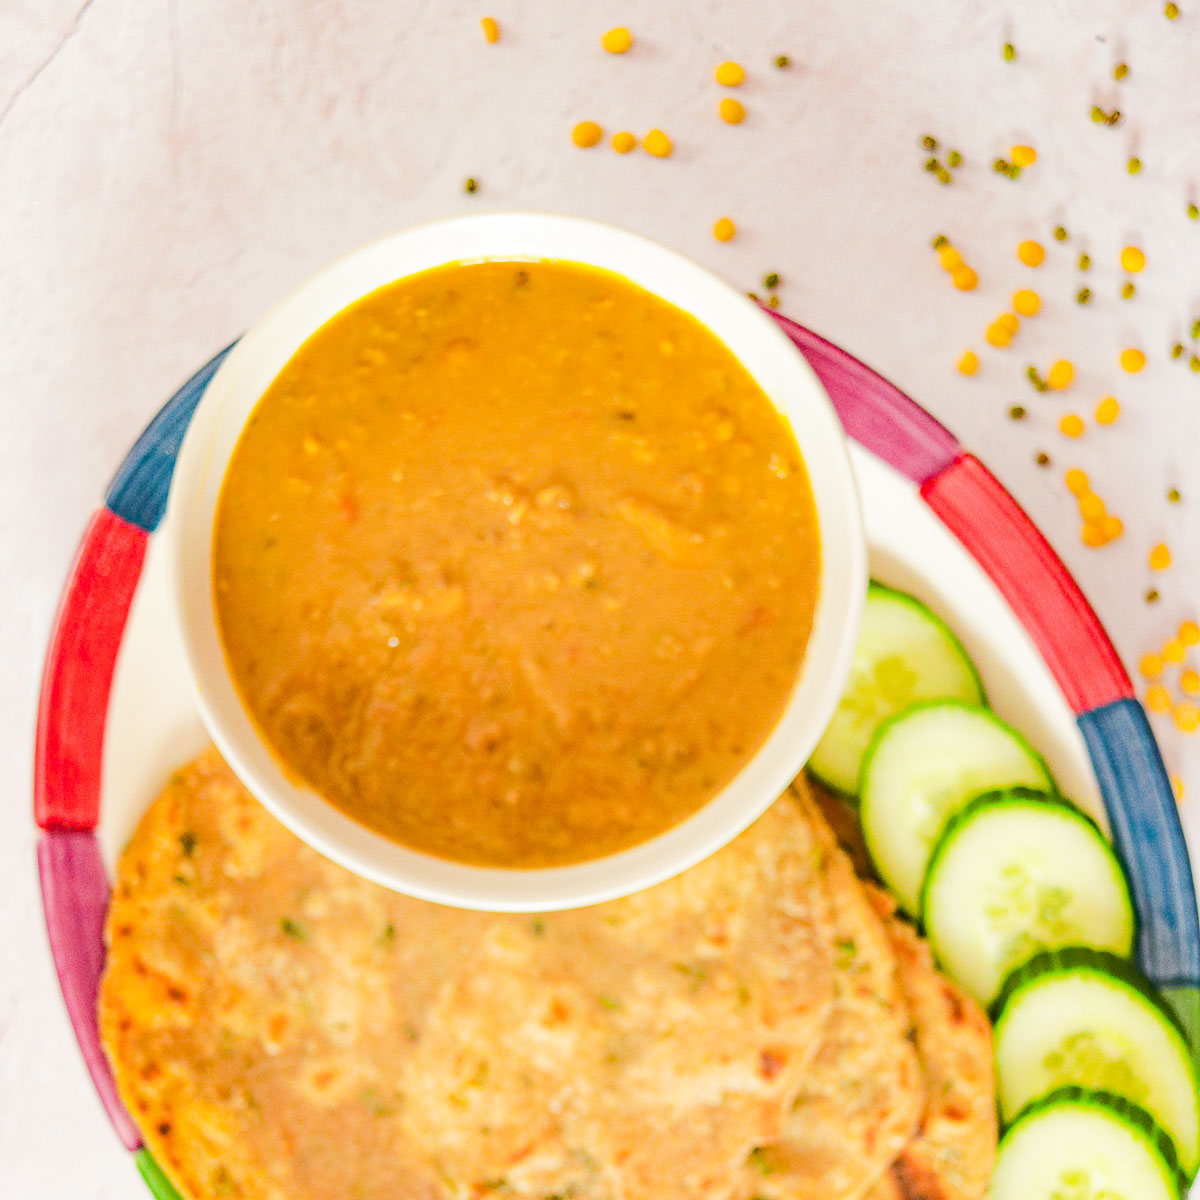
[168,212,866,911]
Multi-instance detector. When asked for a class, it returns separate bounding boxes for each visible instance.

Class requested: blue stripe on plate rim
[1079,699,1200,1046]
[104,343,237,534]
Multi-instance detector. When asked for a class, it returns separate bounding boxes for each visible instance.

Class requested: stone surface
[2,2,1198,1195]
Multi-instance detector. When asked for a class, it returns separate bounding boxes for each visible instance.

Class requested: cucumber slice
[859,701,1053,914]
[922,793,1135,1007]
[991,1087,1186,1200]
[994,948,1200,1176]
[808,583,984,796]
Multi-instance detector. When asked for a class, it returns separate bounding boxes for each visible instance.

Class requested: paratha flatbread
[101,750,839,1200]
[736,781,924,1200]
[861,891,996,1200]
[807,777,996,1200]
[809,770,996,1199]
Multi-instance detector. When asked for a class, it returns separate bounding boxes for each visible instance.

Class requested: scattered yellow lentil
[572,120,603,148]
[480,15,500,43]
[986,321,1013,348]
[951,266,979,291]
[611,130,636,153]
[642,128,673,157]
[714,61,745,86]
[1094,396,1121,425]
[957,350,979,376]
[1013,289,1041,316]
[1181,620,1200,645]
[1059,414,1086,438]
[1114,62,1130,81]
[712,216,736,242]
[1141,652,1165,678]
[1175,703,1200,734]
[1065,469,1090,495]
[1101,515,1124,540]
[1120,347,1146,372]
[1173,775,1185,803]
[1166,2,1180,18]
[938,244,965,271]
[1128,157,1142,175]
[719,97,746,125]
[1165,639,1188,664]
[1011,145,1037,167]
[1150,542,1172,570]
[1189,203,1200,220]
[1121,282,1137,300]
[1183,669,1200,695]
[1121,246,1146,273]
[1047,360,1075,390]
[1147,685,1173,712]
[1079,492,1106,522]
[1017,240,1045,267]
[601,26,633,53]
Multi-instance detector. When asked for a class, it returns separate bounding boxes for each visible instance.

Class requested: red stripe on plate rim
[35,508,149,831]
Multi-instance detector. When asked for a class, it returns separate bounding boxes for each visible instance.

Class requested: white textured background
[3,1,1200,1195]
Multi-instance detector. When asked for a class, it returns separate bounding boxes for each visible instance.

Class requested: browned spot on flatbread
[892,1151,949,1200]
[759,1049,785,1080]
[942,984,966,1025]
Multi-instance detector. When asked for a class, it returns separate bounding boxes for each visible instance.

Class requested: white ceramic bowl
[168,212,866,912]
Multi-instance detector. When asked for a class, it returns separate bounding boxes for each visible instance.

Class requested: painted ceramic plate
[33,314,1200,1197]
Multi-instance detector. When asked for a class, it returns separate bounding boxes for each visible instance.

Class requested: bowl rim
[166,211,867,911]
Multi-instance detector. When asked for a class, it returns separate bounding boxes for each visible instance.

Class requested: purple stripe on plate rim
[768,309,961,485]
[38,830,142,1151]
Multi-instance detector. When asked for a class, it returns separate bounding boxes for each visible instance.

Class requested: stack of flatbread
[101,752,995,1200]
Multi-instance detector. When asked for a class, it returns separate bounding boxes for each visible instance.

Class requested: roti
[809,773,996,1200]
[737,781,924,1200]
[100,751,839,1200]
[100,754,994,1200]
[862,897,996,1200]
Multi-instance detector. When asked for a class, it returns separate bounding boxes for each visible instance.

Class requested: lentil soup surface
[213,261,820,867]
